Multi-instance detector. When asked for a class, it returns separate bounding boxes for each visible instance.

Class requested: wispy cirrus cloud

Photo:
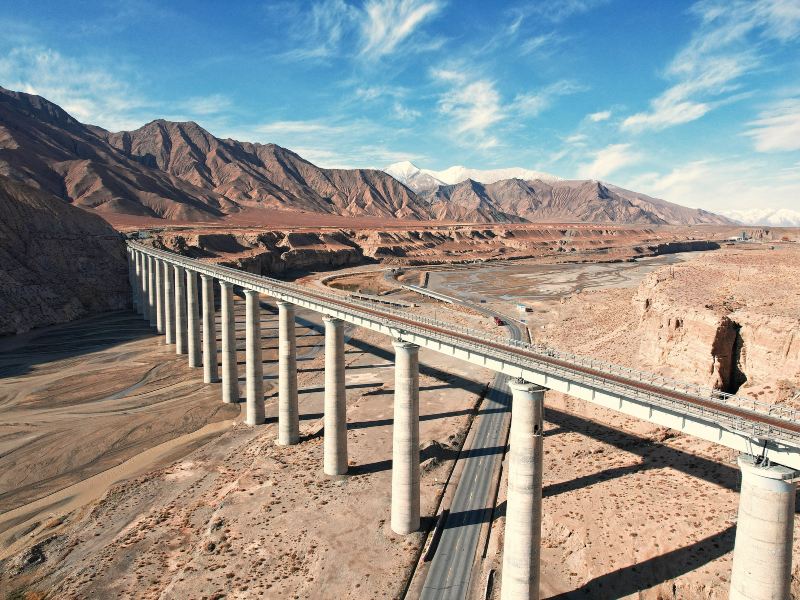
[437,77,503,148]
[360,0,444,58]
[0,45,152,130]
[431,66,586,150]
[622,0,800,132]
[577,143,641,179]
[587,110,611,122]
[512,80,585,117]
[744,97,800,151]
[278,0,444,62]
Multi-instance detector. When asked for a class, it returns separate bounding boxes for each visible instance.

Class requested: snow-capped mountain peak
[384,161,561,193]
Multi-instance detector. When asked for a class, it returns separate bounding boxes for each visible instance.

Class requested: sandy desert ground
[1,240,798,599]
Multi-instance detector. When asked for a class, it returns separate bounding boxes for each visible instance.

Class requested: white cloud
[0,46,153,131]
[513,80,585,117]
[360,0,443,58]
[181,94,231,115]
[623,157,800,213]
[587,110,611,122]
[519,32,562,56]
[281,0,358,60]
[438,79,503,145]
[393,102,421,121]
[622,0,800,132]
[577,143,640,179]
[253,120,346,135]
[723,207,800,226]
[744,98,800,152]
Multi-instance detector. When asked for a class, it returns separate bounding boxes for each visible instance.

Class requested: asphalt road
[412,276,523,600]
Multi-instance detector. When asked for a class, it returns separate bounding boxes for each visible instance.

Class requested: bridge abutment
[324,316,348,476]
[277,301,299,445]
[391,340,420,535]
[220,282,239,404]
[501,380,546,600]
[730,455,797,600]
[245,290,265,426]
[201,275,219,383]
[186,270,201,367]
[174,266,188,354]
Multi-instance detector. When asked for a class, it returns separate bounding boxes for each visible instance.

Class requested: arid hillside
[423,178,734,225]
[100,120,427,220]
[0,175,129,335]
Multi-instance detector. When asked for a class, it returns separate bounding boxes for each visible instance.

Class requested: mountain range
[384,161,561,193]
[0,85,734,226]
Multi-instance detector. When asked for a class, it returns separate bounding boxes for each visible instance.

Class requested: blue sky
[1,0,799,219]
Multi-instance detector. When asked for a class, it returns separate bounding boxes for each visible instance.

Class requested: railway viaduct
[127,242,800,600]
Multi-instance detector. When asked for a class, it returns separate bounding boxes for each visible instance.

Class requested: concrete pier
[730,455,797,600]
[186,270,201,367]
[141,254,150,321]
[324,316,348,476]
[245,290,265,426]
[277,301,299,445]
[130,251,139,311]
[391,340,420,535]
[154,258,164,332]
[201,275,219,383]
[147,256,156,327]
[501,381,546,600]
[219,282,239,404]
[164,262,175,344]
[174,266,187,354]
[136,252,144,317]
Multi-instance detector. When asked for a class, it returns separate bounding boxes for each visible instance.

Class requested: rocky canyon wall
[146,225,716,277]
[633,248,800,402]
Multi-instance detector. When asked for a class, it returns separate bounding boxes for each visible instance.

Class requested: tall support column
[245,290,265,426]
[128,249,136,309]
[277,301,299,445]
[501,381,546,600]
[391,341,420,535]
[201,275,219,383]
[730,455,797,600]
[323,316,348,475]
[134,252,144,316]
[147,256,160,326]
[219,282,239,404]
[153,257,162,331]
[186,271,201,367]
[174,266,187,354]
[164,262,175,344]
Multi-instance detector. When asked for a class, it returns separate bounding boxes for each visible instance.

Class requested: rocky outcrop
[634,251,800,398]
[0,176,129,335]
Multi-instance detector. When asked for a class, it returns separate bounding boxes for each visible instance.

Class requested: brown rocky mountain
[98,120,427,220]
[0,175,129,335]
[0,87,233,221]
[423,178,735,225]
[0,86,733,226]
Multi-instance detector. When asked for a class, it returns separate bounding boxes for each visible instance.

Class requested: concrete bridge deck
[126,241,800,600]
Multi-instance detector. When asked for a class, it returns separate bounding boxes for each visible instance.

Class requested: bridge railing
[129,242,800,439]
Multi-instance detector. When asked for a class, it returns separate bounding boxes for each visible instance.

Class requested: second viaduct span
[127,241,799,600]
